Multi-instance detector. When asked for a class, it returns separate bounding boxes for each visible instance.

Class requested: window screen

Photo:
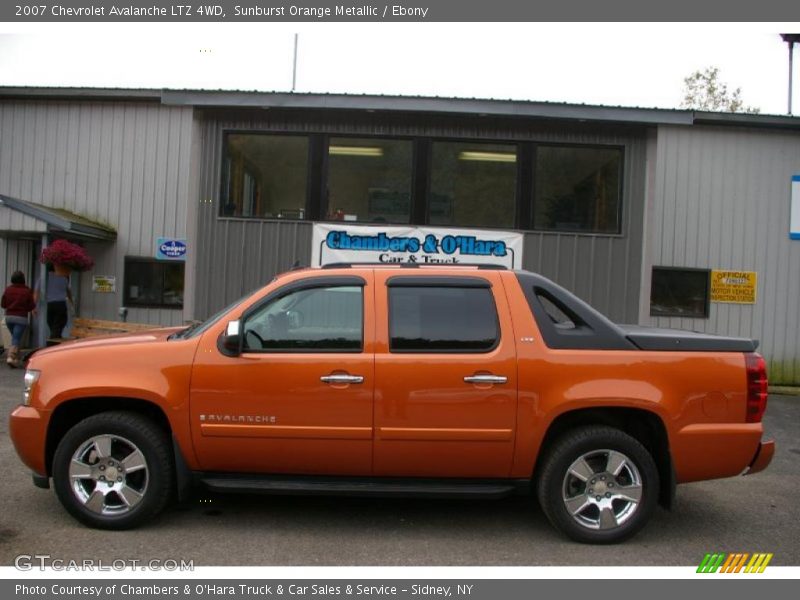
[389,286,499,352]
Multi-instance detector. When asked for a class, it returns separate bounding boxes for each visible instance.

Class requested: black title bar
[3,0,800,22]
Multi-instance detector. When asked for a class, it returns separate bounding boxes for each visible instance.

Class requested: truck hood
[31,327,185,357]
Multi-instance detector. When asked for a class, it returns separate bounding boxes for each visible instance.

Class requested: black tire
[52,411,174,530]
[536,425,659,544]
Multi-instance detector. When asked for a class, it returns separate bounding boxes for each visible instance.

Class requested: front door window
[242,285,363,352]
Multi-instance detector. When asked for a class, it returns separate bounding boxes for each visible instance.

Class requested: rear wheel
[52,411,173,529]
[537,425,659,544]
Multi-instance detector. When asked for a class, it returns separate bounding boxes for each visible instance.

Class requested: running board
[200,475,529,499]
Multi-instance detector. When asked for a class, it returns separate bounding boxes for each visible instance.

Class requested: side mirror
[217,320,242,357]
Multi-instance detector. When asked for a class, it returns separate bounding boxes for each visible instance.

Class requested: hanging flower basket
[40,239,94,272]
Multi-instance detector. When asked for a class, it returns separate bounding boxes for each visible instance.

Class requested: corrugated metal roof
[0,194,117,240]
[0,86,798,129]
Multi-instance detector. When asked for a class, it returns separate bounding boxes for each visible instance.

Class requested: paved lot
[0,363,798,566]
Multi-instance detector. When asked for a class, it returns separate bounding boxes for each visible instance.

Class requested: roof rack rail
[320,262,508,270]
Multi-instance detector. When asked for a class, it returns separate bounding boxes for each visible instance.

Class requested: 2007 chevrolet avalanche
[9,265,774,543]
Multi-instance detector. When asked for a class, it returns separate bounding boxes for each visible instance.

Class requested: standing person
[33,267,73,340]
[2,271,36,368]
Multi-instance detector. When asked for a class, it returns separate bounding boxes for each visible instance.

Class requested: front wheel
[536,425,659,544]
[52,411,174,529]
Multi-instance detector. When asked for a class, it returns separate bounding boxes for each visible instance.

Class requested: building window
[650,267,710,318]
[388,286,499,352]
[429,141,517,229]
[123,258,185,309]
[326,137,413,224]
[242,285,363,352]
[218,131,627,236]
[221,133,309,219]
[533,145,622,233]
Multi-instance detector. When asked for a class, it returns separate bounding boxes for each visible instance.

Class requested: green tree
[681,67,760,113]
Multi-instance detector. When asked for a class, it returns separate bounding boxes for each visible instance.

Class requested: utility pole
[780,34,800,115]
[291,33,299,92]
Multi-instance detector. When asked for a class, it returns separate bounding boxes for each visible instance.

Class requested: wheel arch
[45,397,172,478]
[533,406,675,509]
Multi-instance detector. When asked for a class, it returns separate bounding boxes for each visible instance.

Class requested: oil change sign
[710,270,757,304]
[312,224,524,269]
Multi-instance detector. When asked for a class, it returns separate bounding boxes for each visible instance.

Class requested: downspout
[789,40,794,115]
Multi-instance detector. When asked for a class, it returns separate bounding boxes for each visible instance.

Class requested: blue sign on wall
[156,238,187,261]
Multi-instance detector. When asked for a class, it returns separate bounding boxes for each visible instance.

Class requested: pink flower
[40,239,94,271]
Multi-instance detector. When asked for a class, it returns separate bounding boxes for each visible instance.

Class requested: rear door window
[388,286,499,352]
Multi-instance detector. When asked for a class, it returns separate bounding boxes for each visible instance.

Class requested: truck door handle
[463,374,508,385]
[320,374,364,384]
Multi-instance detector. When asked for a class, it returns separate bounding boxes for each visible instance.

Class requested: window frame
[386,278,501,354]
[530,141,625,235]
[649,266,711,319]
[239,276,366,354]
[123,256,185,310]
[216,129,627,237]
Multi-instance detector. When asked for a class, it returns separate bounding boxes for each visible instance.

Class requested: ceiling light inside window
[458,151,516,163]
[329,146,384,157]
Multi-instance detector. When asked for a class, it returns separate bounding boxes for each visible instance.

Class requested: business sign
[156,238,187,261]
[311,224,524,269]
[791,175,800,240]
[710,270,757,304]
[91,275,116,293]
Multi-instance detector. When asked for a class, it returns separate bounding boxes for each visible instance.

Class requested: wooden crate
[69,318,154,339]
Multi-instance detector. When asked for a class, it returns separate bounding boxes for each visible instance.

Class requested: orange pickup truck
[9,265,774,543]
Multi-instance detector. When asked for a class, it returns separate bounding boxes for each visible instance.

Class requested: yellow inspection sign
[710,270,757,304]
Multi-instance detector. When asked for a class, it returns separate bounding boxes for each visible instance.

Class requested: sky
[0,22,799,114]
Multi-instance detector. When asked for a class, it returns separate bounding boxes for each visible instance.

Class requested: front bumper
[744,439,775,475]
[9,405,49,476]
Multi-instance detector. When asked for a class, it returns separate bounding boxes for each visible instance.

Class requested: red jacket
[2,284,35,318]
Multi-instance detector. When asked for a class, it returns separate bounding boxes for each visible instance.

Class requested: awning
[0,194,116,241]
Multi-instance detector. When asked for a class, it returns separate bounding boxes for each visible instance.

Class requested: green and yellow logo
[697,552,773,573]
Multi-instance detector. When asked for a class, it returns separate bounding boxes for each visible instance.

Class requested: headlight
[23,369,40,405]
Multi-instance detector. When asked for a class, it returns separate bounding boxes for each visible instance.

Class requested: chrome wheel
[69,434,149,516]
[561,449,643,531]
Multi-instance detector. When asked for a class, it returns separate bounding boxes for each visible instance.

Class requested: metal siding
[195,113,647,322]
[0,100,194,327]
[0,204,47,234]
[647,125,800,384]
[0,238,34,295]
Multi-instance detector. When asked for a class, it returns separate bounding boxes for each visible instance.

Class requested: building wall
[0,203,42,296]
[194,110,648,323]
[0,99,195,326]
[645,124,800,384]
[0,237,34,294]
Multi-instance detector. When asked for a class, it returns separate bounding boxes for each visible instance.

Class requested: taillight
[744,352,768,423]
